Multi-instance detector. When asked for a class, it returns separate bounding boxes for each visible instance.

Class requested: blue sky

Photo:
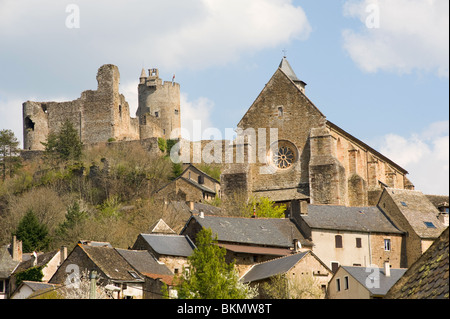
[0,0,448,195]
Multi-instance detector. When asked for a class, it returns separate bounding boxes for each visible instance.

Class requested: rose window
[269,141,297,170]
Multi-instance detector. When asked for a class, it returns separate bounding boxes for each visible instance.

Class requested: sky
[0,0,448,195]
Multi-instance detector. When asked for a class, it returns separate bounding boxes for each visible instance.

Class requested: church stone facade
[220,58,414,206]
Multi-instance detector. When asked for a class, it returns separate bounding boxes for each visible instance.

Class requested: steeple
[279,57,307,94]
[139,68,146,84]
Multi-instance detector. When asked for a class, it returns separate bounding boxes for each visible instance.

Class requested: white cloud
[0,0,311,72]
[180,93,215,141]
[342,0,449,77]
[375,121,449,195]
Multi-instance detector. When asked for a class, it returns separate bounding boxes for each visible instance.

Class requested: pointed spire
[140,68,146,79]
[278,57,307,93]
[279,57,300,82]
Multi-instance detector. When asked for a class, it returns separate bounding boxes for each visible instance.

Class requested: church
[220,57,415,207]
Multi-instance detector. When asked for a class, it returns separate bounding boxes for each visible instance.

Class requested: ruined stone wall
[23,64,140,150]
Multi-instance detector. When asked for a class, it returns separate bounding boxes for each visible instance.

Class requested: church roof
[279,57,306,86]
[278,57,301,82]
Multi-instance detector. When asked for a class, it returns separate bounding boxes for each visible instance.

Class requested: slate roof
[241,251,309,283]
[78,244,143,282]
[385,227,449,299]
[138,234,196,257]
[279,57,303,84]
[0,245,20,278]
[383,188,447,239]
[115,249,173,284]
[188,215,312,248]
[341,266,407,296]
[14,250,58,274]
[301,205,403,234]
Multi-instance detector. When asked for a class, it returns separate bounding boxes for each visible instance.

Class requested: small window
[175,109,179,115]
[0,279,4,293]
[278,106,283,117]
[335,235,343,248]
[424,221,436,228]
[356,238,362,248]
[128,271,140,279]
[155,111,159,118]
[344,276,349,290]
[336,278,341,292]
[384,239,391,251]
[331,262,339,273]
[401,202,407,207]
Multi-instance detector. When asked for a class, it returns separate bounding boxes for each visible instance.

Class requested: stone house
[385,227,449,299]
[131,234,196,276]
[290,202,405,271]
[0,236,67,299]
[10,281,60,299]
[49,241,173,299]
[240,251,332,299]
[156,164,220,202]
[327,263,406,299]
[221,57,414,208]
[180,214,313,276]
[378,188,447,267]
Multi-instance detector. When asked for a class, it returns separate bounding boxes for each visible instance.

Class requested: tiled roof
[384,188,446,239]
[14,250,58,274]
[115,249,173,281]
[240,252,309,283]
[190,215,312,248]
[139,234,196,257]
[342,266,407,296]
[301,205,403,234]
[79,244,143,282]
[0,245,20,278]
[385,227,449,299]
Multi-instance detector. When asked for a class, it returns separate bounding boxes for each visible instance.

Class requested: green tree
[15,210,51,252]
[0,129,22,181]
[245,197,286,218]
[42,120,82,162]
[55,202,88,242]
[173,228,255,299]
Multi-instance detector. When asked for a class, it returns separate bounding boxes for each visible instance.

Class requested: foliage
[42,120,83,162]
[244,196,286,218]
[14,210,51,253]
[260,273,325,299]
[158,138,167,152]
[0,129,22,181]
[15,266,44,286]
[173,228,256,299]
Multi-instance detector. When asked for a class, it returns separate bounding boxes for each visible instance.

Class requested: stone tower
[137,68,181,140]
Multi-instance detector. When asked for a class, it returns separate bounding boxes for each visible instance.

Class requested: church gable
[237,67,324,135]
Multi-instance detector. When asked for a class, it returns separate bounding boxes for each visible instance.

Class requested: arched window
[335,235,343,248]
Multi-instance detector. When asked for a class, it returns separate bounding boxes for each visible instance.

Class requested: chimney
[199,211,204,218]
[31,251,38,267]
[60,246,68,265]
[293,239,301,253]
[11,235,23,262]
[189,201,194,211]
[384,261,391,277]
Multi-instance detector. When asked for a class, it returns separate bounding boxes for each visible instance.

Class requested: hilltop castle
[22,59,415,206]
[22,64,180,151]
